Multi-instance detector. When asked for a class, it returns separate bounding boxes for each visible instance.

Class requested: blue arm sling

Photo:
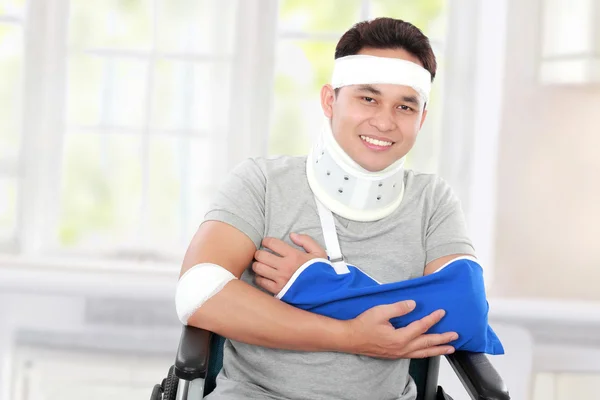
[277,257,504,355]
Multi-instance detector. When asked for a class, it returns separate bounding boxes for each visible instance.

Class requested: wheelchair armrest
[174,325,212,381]
[445,351,510,400]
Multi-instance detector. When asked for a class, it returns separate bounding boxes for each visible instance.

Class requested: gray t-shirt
[203,155,475,400]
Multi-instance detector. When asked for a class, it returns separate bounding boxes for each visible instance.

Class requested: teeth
[360,135,393,147]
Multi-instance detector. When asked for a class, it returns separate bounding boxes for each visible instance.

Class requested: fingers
[251,261,278,281]
[372,300,417,320]
[402,332,458,354]
[254,249,283,267]
[290,233,326,256]
[254,275,279,294]
[403,345,455,359]
[402,309,446,338]
[262,237,293,256]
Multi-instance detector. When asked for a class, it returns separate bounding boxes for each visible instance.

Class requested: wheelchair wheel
[162,365,179,400]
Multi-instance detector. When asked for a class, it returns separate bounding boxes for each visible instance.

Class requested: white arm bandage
[175,263,237,325]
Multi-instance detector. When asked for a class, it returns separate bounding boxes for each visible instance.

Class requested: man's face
[320,47,428,172]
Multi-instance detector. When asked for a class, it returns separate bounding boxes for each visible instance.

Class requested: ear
[419,108,428,130]
[320,84,335,118]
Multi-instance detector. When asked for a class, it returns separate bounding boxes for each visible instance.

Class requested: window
[3,0,274,263]
[539,0,600,84]
[58,0,237,258]
[2,0,446,264]
[269,0,448,173]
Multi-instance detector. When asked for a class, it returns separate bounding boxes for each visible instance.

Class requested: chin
[356,157,392,172]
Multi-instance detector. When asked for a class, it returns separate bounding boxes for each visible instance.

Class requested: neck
[306,119,406,222]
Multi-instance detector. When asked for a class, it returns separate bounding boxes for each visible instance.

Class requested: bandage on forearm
[175,263,237,325]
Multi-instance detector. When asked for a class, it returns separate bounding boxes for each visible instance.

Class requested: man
[176,18,477,400]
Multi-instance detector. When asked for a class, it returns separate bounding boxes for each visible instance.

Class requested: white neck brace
[306,120,405,222]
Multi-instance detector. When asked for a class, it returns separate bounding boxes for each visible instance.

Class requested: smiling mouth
[359,135,394,147]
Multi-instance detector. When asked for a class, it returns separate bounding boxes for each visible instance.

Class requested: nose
[368,109,396,132]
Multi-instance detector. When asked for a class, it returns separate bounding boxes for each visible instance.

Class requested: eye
[398,105,413,112]
[362,97,376,103]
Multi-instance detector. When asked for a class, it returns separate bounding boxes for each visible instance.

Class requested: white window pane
[186,138,226,239]
[0,23,23,161]
[542,0,593,58]
[147,136,183,249]
[0,0,26,16]
[69,0,153,50]
[0,176,17,241]
[156,0,237,55]
[68,55,148,127]
[371,0,448,41]
[147,135,224,249]
[58,133,142,250]
[269,40,336,155]
[67,55,103,126]
[151,60,232,131]
[278,0,362,33]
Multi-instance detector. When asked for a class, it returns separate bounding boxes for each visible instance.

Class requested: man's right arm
[179,220,458,359]
[181,220,351,352]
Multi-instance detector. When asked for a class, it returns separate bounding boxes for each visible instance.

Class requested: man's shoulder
[236,155,307,180]
[254,154,307,170]
[404,169,444,191]
[403,169,458,205]
[228,155,305,176]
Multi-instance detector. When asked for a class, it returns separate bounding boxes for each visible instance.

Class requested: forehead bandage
[331,55,432,106]
[176,263,236,325]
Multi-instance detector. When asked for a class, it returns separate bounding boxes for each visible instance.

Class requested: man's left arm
[423,254,474,275]
[422,176,477,275]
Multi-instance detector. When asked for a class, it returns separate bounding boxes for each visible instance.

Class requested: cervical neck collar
[306,120,405,222]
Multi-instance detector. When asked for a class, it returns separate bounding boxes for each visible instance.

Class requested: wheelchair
[150,325,510,400]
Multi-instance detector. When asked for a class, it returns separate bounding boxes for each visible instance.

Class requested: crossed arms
[179,220,464,360]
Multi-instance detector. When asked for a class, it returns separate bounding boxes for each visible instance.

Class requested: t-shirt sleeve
[424,177,476,264]
[203,158,266,249]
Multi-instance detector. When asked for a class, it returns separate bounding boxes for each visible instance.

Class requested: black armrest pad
[174,325,212,381]
[445,351,510,400]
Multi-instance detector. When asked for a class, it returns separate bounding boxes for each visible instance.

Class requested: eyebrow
[356,84,382,96]
[400,95,420,107]
[356,85,421,107]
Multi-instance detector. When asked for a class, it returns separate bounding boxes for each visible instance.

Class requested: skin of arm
[180,220,351,353]
[179,222,457,359]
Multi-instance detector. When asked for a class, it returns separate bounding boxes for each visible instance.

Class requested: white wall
[0,264,182,400]
[489,0,600,300]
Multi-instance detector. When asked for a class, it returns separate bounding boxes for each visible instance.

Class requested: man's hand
[252,234,457,359]
[253,233,327,295]
[344,300,458,359]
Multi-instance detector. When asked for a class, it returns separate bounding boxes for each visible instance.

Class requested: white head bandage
[306,120,405,222]
[175,263,236,324]
[331,54,432,106]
